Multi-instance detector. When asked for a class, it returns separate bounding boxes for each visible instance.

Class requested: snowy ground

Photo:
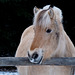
[0,72,19,75]
[0,66,18,75]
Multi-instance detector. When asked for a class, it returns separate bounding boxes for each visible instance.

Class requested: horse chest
[27,66,71,75]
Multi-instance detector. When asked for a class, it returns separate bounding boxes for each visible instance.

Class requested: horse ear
[48,7,54,19]
[33,6,39,14]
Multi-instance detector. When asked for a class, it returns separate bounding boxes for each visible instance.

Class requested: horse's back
[15,25,34,75]
[21,25,34,41]
[15,25,34,57]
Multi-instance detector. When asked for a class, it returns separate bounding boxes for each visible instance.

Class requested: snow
[0,72,19,75]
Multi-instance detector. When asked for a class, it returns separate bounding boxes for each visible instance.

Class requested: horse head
[28,5,64,64]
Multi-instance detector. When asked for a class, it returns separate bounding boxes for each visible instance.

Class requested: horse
[15,5,75,75]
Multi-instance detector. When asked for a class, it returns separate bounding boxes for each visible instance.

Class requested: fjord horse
[15,5,75,75]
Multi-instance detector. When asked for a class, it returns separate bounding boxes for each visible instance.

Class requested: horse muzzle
[28,51,43,64]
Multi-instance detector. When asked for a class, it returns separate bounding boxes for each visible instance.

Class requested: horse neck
[64,31,75,57]
[51,29,75,57]
[52,30,66,57]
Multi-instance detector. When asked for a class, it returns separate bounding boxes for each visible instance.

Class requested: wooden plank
[0,57,75,66]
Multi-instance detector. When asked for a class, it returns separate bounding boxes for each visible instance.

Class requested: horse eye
[46,29,52,33]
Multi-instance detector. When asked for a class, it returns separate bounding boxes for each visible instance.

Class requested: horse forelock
[33,9,51,28]
[33,6,63,29]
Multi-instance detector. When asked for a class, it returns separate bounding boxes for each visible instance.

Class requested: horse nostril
[32,52,38,59]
